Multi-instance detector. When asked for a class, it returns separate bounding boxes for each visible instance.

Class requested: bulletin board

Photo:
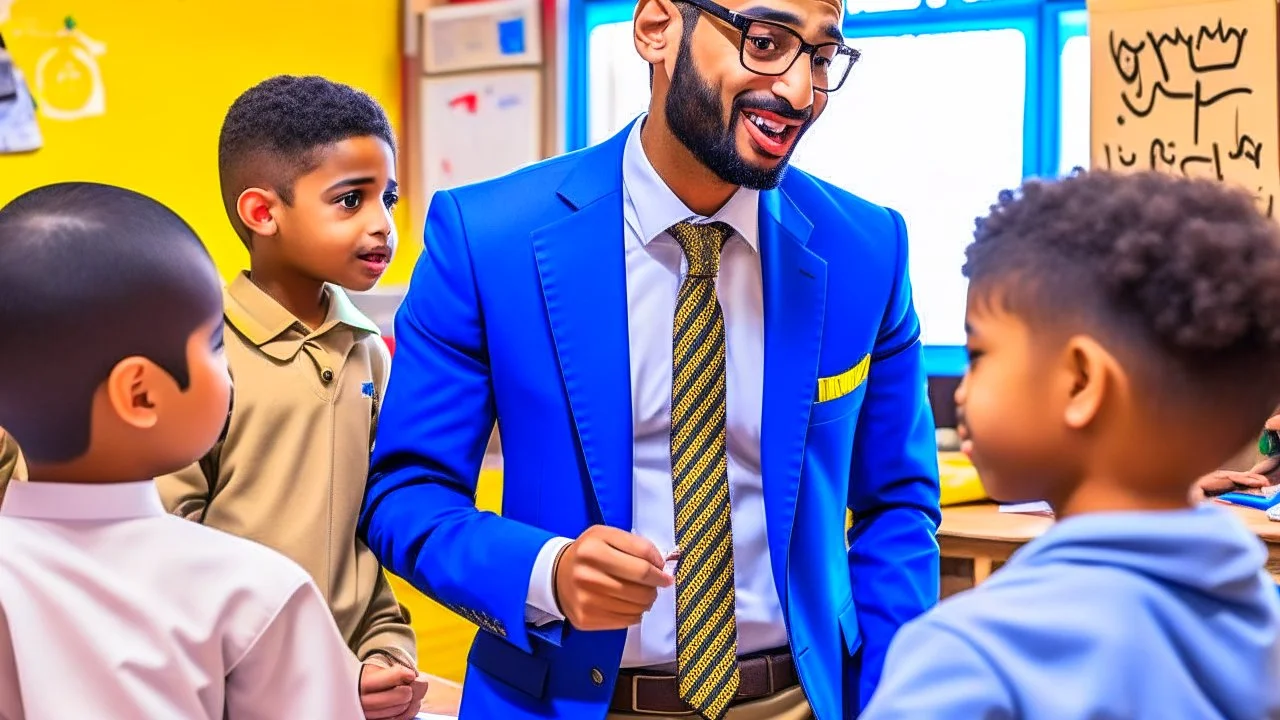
[0,0,417,284]
[420,68,543,207]
[1089,0,1280,217]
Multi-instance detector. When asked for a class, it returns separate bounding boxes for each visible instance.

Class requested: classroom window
[587,21,649,146]
[791,29,1026,347]
[1058,10,1090,175]
[847,0,923,13]
[1058,35,1090,175]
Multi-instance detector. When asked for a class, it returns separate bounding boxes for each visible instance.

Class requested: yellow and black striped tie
[668,220,739,720]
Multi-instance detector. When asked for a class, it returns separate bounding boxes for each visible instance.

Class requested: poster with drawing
[0,31,42,153]
[1089,0,1280,217]
[33,16,106,121]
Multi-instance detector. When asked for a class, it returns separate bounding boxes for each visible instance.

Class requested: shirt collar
[224,272,381,361]
[622,114,760,251]
[0,480,165,521]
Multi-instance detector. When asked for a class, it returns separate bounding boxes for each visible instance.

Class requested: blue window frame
[566,0,1086,376]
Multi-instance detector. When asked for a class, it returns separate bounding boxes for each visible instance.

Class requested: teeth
[747,112,786,133]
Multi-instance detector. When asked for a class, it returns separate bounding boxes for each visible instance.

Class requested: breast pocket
[809,354,871,426]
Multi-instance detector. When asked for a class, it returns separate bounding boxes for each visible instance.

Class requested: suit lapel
[759,187,826,611]
[531,127,635,530]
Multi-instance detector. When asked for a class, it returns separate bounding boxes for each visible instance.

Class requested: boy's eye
[383,192,399,210]
[337,192,361,210]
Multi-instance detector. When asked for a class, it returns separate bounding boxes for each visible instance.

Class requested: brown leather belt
[610,649,798,716]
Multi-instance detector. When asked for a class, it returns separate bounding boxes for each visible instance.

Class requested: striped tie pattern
[667,220,740,720]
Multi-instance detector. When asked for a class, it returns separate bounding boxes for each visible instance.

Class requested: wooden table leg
[972,557,993,584]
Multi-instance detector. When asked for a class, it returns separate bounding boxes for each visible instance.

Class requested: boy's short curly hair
[964,170,1280,414]
[217,75,396,245]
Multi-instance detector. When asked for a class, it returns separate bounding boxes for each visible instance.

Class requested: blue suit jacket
[360,122,942,719]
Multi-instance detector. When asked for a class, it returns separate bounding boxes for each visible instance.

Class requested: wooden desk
[420,678,462,716]
[938,502,1280,597]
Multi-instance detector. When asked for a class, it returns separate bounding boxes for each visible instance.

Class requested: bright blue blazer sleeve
[359,190,556,654]
[846,207,942,710]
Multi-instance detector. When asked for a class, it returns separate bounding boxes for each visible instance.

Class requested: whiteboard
[421,69,542,206]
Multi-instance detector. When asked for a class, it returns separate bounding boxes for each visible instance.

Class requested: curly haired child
[863,170,1280,719]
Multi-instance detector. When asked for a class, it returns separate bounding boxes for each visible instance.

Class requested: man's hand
[553,525,674,631]
[359,660,419,720]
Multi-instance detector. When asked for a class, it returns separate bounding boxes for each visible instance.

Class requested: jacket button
[591,668,604,686]
[321,368,334,383]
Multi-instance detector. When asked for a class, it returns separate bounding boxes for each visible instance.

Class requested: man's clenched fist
[553,525,675,631]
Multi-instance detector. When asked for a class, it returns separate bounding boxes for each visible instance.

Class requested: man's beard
[663,44,813,190]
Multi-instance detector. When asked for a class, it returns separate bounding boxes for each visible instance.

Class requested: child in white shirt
[0,181,365,719]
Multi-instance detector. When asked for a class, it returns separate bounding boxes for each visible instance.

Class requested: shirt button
[590,668,604,686]
[321,368,334,384]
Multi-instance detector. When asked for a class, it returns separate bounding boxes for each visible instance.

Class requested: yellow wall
[0,0,418,285]
[0,0,476,680]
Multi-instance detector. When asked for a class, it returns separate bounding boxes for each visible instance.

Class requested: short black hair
[0,182,222,464]
[965,169,1280,419]
[217,75,397,244]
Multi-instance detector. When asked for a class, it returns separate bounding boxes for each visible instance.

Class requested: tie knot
[669,221,732,277]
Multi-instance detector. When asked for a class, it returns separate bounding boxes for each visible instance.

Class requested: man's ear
[236,187,282,239]
[104,357,163,430]
[1058,335,1124,431]
[635,0,680,68]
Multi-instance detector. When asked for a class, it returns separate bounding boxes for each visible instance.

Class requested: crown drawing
[1189,20,1246,72]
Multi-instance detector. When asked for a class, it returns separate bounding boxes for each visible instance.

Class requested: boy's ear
[104,357,163,430]
[236,187,282,238]
[1059,335,1124,431]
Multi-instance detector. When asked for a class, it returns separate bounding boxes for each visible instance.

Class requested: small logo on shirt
[362,382,375,399]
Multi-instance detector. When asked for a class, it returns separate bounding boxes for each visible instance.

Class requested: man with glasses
[360,0,941,716]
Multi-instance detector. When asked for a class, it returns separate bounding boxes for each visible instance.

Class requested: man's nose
[770,55,814,113]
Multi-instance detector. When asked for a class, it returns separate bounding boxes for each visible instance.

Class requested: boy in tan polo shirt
[157,75,425,720]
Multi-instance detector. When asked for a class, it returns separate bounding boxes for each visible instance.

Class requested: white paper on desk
[999,501,1053,515]
[417,714,457,720]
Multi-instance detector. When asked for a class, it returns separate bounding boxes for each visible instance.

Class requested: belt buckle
[631,674,697,716]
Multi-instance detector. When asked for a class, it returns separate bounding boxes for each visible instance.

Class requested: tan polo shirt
[157,272,415,668]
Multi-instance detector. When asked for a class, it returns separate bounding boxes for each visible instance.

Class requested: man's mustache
[734,94,813,123]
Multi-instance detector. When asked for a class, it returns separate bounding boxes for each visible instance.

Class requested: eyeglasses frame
[675,0,860,92]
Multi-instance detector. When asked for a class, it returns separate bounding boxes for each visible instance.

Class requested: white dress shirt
[526,116,788,668]
[0,480,364,719]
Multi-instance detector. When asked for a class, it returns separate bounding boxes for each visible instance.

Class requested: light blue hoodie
[861,505,1280,719]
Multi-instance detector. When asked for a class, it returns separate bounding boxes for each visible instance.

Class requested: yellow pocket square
[816,354,870,402]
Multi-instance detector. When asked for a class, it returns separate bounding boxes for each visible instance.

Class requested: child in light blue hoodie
[862,170,1280,720]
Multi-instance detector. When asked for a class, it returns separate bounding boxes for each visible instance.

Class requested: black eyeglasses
[675,0,859,92]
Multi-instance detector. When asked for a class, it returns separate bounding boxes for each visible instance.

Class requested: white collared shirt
[526,116,787,668]
[0,480,365,719]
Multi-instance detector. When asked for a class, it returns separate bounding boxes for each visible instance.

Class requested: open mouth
[741,109,802,158]
[357,247,391,272]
